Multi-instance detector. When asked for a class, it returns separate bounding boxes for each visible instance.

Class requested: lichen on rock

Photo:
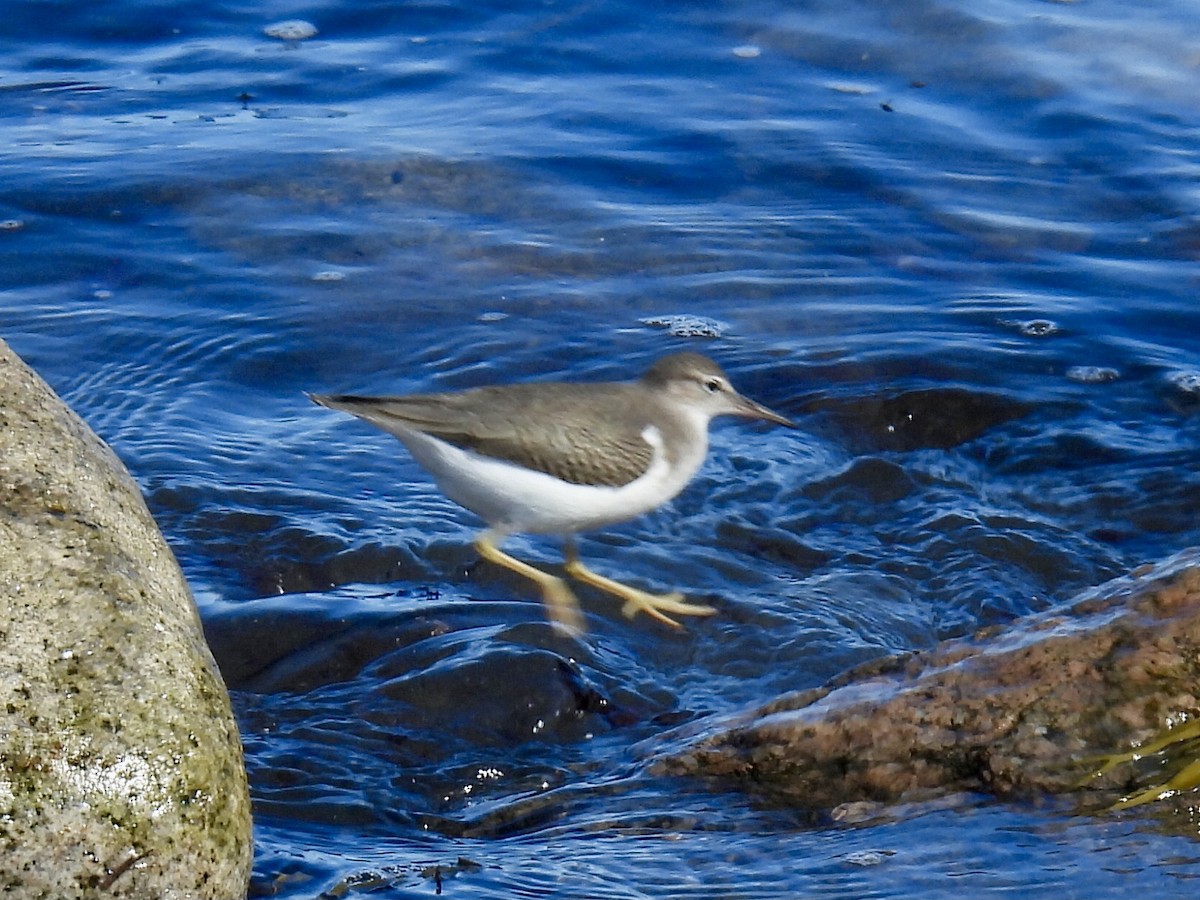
[0,340,251,899]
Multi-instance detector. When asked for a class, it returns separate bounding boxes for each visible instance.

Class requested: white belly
[389,424,705,534]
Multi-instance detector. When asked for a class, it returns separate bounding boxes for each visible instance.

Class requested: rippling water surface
[4,0,1200,896]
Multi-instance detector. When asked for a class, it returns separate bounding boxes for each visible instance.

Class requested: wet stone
[808,387,1031,452]
[0,340,251,899]
[664,549,1200,817]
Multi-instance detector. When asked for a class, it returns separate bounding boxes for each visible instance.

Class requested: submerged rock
[666,549,1200,813]
[0,340,251,898]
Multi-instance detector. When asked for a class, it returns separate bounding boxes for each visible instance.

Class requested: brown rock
[666,550,1200,811]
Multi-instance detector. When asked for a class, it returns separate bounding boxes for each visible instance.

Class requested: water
[4,0,1200,896]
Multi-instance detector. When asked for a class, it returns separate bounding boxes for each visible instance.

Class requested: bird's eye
[703,378,722,393]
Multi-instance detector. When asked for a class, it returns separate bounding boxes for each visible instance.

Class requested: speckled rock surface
[0,340,251,898]
[666,549,1200,812]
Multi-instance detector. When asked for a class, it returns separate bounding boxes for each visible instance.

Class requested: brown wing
[312,382,655,487]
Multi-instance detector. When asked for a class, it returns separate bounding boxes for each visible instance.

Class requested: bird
[309,351,793,634]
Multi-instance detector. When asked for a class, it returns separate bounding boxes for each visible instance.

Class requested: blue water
[4,0,1200,896]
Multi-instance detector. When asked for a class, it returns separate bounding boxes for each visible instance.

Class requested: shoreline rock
[0,340,251,898]
[664,549,1200,816]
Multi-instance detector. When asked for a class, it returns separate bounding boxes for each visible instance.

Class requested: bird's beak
[734,395,795,428]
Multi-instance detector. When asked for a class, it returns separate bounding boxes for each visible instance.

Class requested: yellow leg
[474,530,584,635]
[563,539,717,629]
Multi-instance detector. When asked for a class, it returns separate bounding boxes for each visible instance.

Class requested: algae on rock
[665,550,1200,822]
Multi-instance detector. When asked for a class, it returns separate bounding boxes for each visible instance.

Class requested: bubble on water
[478,311,508,323]
[311,270,345,282]
[0,219,25,231]
[1017,318,1059,337]
[1066,365,1119,384]
[829,82,875,96]
[264,20,318,42]
[1167,370,1200,395]
[843,850,895,867]
[639,314,728,338]
[732,45,761,59]
[829,800,885,824]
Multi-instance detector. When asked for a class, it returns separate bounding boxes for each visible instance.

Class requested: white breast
[390,423,707,534]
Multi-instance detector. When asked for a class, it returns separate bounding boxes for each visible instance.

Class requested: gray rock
[0,340,251,898]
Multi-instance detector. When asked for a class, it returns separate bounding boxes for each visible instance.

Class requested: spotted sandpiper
[309,352,793,633]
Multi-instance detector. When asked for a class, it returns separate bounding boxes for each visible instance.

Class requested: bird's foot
[617,589,718,629]
[538,576,586,636]
[563,557,716,629]
[476,531,586,635]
